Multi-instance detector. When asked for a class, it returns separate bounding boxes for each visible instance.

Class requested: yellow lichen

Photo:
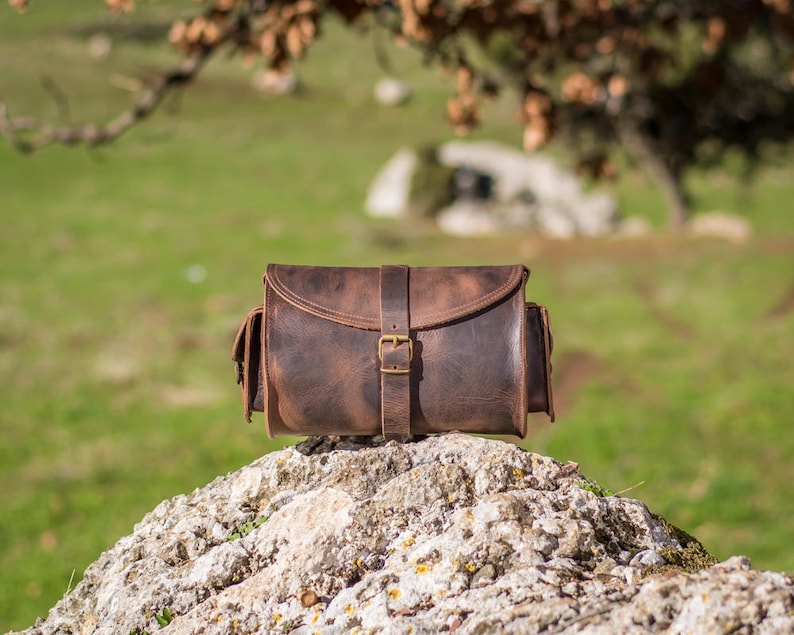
[464,562,477,573]
[416,563,431,574]
[403,536,415,549]
[513,468,525,479]
[387,588,401,600]
[344,604,355,615]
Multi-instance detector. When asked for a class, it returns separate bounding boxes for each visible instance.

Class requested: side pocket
[232,305,264,423]
[525,302,555,422]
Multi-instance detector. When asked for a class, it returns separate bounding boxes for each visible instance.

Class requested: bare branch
[0,40,220,154]
[40,75,72,123]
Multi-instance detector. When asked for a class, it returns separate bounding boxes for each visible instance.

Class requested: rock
[687,211,752,243]
[87,33,112,60]
[629,549,667,568]
[438,141,579,204]
[365,141,619,237]
[12,434,794,635]
[436,200,505,236]
[536,203,579,239]
[574,191,619,237]
[364,147,418,219]
[374,77,412,106]
[439,141,618,237]
[617,215,653,237]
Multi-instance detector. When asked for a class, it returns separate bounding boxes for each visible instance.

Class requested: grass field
[1,3,793,631]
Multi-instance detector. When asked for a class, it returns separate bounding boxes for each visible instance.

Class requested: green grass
[1,3,793,631]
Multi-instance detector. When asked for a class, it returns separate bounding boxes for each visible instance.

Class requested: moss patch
[642,514,720,577]
[407,145,456,219]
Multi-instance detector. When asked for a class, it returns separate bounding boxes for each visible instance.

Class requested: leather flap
[265,264,528,330]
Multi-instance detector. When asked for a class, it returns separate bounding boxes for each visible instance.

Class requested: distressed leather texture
[232,264,554,439]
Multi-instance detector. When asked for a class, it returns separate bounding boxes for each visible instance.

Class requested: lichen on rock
[11,433,794,634]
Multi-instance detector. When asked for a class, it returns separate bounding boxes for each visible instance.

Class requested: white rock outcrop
[13,434,794,634]
[363,147,418,219]
[365,142,619,237]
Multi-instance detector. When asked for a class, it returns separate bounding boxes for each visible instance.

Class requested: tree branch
[616,116,690,228]
[0,41,219,154]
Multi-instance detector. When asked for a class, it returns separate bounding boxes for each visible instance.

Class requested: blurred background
[1,1,792,630]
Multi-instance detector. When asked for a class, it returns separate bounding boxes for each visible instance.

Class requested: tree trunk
[616,118,689,229]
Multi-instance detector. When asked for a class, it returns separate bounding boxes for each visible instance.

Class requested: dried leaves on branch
[0,47,217,153]
[4,0,794,224]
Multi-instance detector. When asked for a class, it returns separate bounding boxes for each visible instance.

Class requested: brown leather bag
[233,264,554,441]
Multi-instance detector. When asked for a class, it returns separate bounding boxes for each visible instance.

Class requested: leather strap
[379,265,411,441]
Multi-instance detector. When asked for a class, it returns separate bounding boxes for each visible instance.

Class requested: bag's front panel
[411,289,526,436]
[264,287,381,437]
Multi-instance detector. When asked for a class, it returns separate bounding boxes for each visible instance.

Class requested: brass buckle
[378,334,413,375]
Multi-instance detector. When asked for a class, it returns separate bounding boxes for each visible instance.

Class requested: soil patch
[551,349,603,414]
